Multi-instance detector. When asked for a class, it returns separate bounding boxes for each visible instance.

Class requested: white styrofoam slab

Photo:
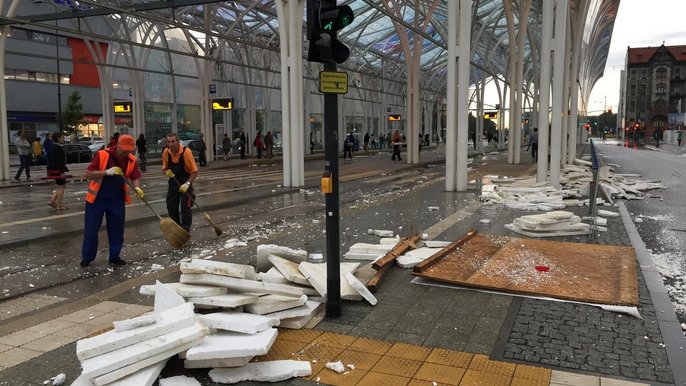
[343,272,377,305]
[140,283,228,298]
[346,242,394,254]
[154,281,186,312]
[159,375,202,386]
[209,360,312,384]
[244,294,308,315]
[112,313,159,332]
[268,254,311,286]
[92,337,205,386]
[188,293,259,308]
[262,300,320,321]
[83,322,209,383]
[423,240,451,248]
[76,302,195,361]
[180,259,257,280]
[278,312,317,330]
[256,244,307,272]
[180,273,304,298]
[185,328,278,361]
[258,267,289,284]
[297,262,361,300]
[396,247,442,269]
[343,252,385,261]
[198,312,279,334]
[184,356,253,369]
[108,359,168,386]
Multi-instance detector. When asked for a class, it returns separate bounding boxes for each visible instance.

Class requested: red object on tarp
[535,265,550,272]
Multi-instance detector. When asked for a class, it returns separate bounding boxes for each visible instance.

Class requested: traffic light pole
[323,61,341,318]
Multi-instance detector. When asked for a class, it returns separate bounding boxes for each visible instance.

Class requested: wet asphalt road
[595,140,686,323]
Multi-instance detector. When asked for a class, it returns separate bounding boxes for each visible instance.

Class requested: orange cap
[118,134,135,151]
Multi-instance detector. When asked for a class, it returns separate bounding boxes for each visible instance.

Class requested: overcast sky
[588,0,686,115]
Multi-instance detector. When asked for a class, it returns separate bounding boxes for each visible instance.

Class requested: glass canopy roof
[7,0,619,100]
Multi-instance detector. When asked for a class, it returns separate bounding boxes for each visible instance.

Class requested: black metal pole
[323,61,341,318]
[55,26,63,133]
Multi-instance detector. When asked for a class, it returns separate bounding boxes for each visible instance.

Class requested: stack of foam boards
[505,210,592,237]
[72,282,209,386]
[343,242,394,261]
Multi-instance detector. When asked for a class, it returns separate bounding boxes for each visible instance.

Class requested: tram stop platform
[0,144,684,386]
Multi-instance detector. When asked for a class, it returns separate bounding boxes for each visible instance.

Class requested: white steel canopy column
[445,0,471,192]
[550,0,569,188]
[537,0,553,183]
[276,0,305,187]
[0,0,21,181]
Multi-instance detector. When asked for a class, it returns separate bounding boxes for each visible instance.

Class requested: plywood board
[414,234,638,306]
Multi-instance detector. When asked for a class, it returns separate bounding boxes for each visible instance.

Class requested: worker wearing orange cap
[80,134,144,268]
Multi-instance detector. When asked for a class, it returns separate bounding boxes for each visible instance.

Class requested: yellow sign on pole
[319,71,348,94]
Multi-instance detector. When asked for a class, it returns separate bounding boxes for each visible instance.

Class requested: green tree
[61,90,85,137]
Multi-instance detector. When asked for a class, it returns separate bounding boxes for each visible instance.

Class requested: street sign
[113,102,132,113]
[209,84,217,94]
[212,98,233,110]
[319,71,348,94]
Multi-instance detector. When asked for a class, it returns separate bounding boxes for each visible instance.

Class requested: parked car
[62,143,93,163]
[87,140,106,152]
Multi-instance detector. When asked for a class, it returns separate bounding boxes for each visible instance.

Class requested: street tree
[61,90,85,138]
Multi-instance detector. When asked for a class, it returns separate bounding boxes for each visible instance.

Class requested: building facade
[624,44,686,138]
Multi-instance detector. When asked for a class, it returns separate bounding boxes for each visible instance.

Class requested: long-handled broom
[172,177,223,237]
[127,181,190,248]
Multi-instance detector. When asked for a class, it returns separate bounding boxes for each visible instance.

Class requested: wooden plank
[412,230,478,274]
[366,265,390,293]
[372,233,423,270]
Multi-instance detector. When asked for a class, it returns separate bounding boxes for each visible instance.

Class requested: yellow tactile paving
[349,336,393,355]
[513,364,552,381]
[311,331,357,349]
[468,354,516,377]
[337,349,383,371]
[459,369,512,386]
[358,371,411,386]
[407,380,450,386]
[372,355,423,378]
[414,362,466,385]
[386,342,432,361]
[297,344,345,376]
[426,348,474,368]
[277,328,323,343]
[314,367,368,386]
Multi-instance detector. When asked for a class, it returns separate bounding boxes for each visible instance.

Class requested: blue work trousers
[82,198,125,263]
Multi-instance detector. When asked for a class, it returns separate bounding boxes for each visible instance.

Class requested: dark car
[62,144,93,164]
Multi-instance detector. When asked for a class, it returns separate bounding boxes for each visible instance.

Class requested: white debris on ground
[43,373,66,385]
[505,210,597,237]
[158,375,202,386]
[325,361,345,374]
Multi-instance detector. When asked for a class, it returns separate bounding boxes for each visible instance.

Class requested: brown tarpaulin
[414,234,638,306]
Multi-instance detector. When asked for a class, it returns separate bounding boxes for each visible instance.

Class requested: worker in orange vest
[81,134,144,267]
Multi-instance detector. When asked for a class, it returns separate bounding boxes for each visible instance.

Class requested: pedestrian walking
[363,132,370,151]
[81,134,144,267]
[253,131,263,159]
[264,131,274,159]
[43,133,53,165]
[528,127,539,162]
[310,131,315,153]
[240,131,247,159]
[391,130,403,161]
[378,133,384,149]
[108,132,120,149]
[163,132,199,232]
[198,132,208,166]
[32,137,43,166]
[13,129,32,182]
[343,132,355,159]
[222,133,231,161]
[136,133,148,172]
[678,131,683,146]
[47,132,69,211]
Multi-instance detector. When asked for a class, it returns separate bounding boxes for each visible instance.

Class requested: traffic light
[307,0,355,64]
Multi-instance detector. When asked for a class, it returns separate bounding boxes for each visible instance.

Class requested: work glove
[105,166,123,176]
[165,169,175,178]
[133,187,144,199]
[179,182,190,193]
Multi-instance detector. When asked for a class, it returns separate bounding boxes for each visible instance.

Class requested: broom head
[160,217,190,248]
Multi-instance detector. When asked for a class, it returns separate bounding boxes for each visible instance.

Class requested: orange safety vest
[85,150,136,204]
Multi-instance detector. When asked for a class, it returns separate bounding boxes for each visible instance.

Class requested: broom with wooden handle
[172,177,223,237]
[127,181,190,248]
